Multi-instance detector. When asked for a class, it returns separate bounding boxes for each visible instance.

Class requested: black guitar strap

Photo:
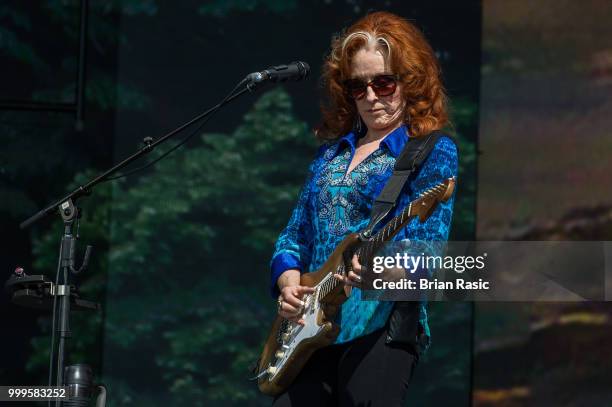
[362,130,457,237]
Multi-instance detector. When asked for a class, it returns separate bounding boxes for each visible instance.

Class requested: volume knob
[275,350,285,359]
[267,366,277,375]
[281,333,291,342]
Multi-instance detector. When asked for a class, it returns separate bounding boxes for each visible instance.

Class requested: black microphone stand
[53,199,92,407]
[19,79,253,406]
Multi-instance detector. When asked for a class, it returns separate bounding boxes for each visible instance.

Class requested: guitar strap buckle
[358,229,373,242]
[361,202,394,241]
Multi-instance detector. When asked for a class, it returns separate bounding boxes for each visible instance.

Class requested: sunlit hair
[317,11,448,141]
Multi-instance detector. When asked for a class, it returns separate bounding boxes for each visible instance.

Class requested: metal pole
[75,0,89,131]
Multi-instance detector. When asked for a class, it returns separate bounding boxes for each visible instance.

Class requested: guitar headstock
[413,177,456,221]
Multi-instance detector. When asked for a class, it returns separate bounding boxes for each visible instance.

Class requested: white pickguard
[266,272,335,380]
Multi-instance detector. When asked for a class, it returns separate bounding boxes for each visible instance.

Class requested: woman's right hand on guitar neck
[277,269,315,325]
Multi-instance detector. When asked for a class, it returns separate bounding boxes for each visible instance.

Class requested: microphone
[246,61,310,89]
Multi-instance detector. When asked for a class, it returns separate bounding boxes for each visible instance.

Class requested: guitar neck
[355,201,415,263]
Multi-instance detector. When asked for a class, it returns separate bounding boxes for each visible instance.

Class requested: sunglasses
[343,74,399,100]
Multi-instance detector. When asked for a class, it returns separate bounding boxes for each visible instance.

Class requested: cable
[104,78,248,182]
[104,113,209,181]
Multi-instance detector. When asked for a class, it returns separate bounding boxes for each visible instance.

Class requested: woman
[270,11,458,406]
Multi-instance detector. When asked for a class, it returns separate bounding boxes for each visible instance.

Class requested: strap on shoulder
[361,130,456,238]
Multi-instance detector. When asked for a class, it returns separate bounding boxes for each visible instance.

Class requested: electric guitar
[255,177,456,396]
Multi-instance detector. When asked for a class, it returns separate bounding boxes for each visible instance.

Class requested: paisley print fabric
[270,125,458,345]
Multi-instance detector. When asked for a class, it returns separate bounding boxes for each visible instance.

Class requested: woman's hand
[277,269,315,325]
[333,254,363,287]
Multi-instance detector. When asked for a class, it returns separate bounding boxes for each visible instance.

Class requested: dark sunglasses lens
[346,80,367,99]
[371,76,397,96]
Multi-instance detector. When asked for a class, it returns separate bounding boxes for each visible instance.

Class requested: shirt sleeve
[269,144,327,298]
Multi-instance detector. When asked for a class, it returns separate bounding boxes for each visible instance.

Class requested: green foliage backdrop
[2,1,479,405]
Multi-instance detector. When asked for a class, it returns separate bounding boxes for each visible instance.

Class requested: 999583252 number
[0,386,68,401]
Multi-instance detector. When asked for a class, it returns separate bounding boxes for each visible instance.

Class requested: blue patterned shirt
[270,124,458,345]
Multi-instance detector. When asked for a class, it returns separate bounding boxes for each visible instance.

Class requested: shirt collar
[381,125,410,157]
[332,124,409,159]
[335,131,358,158]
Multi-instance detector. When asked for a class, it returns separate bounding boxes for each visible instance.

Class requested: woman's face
[350,47,404,134]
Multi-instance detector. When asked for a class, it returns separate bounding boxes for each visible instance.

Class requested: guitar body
[257,233,360,396]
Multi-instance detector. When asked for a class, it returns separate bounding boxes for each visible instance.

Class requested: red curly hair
[317,11,448,141]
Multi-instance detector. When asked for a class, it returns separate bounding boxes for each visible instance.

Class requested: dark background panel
[1,1,480,406]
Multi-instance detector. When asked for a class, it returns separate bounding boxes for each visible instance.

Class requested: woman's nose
[365,85,378,103]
